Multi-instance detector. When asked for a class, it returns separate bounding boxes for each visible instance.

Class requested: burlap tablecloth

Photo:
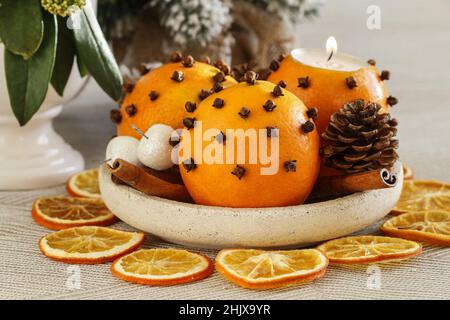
[1,0,450,299]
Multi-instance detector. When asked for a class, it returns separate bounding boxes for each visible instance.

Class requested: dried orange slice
[402,164,414,180]
[317,235,421,264]
[392,180,450,215]
[67,168,101,199]
[39,226,144,264]
[111,248,213,286]
[32,196,117,230]
[381,211,450,246]
[215,249,328,289]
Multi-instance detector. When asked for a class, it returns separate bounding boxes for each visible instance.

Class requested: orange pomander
[112,54,237,139]
[178,77,320,208]
[267,55,391,135]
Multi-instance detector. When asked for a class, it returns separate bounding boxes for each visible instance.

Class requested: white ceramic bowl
[99,162,403,249]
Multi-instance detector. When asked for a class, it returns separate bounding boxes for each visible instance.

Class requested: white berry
[105,136,139,167]
[137,124,177,171]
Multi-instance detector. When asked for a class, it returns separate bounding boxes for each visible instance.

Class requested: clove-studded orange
[178,77,320,208]
[267,55,395,177]
[114,54,237,139]
[267,55,391,136]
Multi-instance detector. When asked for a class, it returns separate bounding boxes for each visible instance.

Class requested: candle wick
[131,124,148,139]
[327,50,334,62]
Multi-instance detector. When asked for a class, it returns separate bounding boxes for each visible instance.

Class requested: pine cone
[321,99,399,173]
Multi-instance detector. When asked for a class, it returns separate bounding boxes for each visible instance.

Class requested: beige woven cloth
[1,188,450,300]
[2,0,450,300]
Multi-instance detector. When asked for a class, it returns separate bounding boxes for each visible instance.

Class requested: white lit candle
[291,36,367,72]
[267,36,390,137]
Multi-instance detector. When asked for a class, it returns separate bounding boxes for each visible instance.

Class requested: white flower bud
[105,136,139,167]
[137,124,176,171]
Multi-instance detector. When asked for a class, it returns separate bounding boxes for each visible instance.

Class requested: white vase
[0,1,101,190]
[0,45,87,190]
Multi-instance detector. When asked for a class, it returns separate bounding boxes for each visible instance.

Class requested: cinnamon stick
[309,168,397,201]
[110,159,192,203]
[141,165,184,185]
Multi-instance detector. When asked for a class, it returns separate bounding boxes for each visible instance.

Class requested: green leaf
[5,13,58,126]
[0,0,44,59]
[76,52,89,77]
[51,17,76,96]
[73,3,122,101]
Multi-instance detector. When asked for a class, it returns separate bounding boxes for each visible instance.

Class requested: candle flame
[326,36,337,62]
